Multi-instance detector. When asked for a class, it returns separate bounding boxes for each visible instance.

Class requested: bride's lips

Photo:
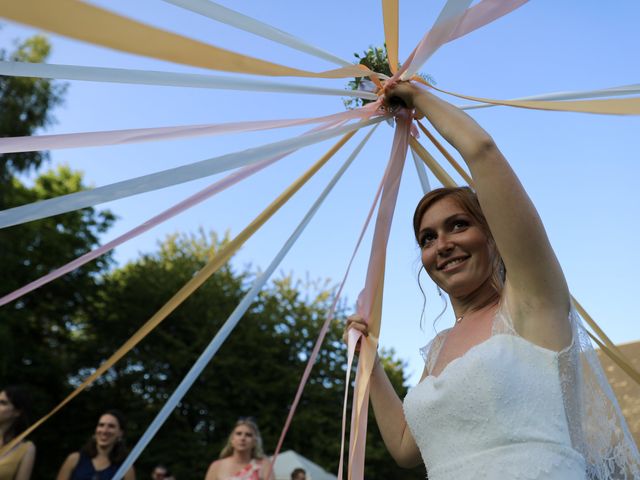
[437,256,469,272]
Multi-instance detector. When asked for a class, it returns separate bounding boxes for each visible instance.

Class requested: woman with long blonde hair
[204,419,273,480]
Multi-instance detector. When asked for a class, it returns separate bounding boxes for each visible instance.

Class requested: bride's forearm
[369,359,422,468]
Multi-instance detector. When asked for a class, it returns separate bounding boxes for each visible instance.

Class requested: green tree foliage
[66,232,423,479]
[0,36,114,477]
[0,36,423,480]
[344,45,435,110]
[0,35,67,188]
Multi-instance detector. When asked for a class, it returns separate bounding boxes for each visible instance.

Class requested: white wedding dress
[403,299,640,479]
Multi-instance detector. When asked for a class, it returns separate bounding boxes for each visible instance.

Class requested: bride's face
[417,196,494,297]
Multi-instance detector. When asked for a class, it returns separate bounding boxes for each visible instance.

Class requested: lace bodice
[403,300,640,479]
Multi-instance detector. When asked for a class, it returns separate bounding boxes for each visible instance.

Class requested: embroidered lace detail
[411,301,640,479]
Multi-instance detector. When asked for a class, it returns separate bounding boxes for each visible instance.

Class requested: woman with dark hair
[204,418,273,480]
[0,385,36,480]
[345,82,640,479]
[56,409,135,480]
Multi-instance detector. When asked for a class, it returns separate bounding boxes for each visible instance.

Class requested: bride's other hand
[383,81,422,110]
[343,314,369,350]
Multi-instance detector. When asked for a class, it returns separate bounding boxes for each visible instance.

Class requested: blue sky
[1,1,639,384]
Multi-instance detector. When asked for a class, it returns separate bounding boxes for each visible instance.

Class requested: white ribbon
[0,116,385,229]
[111,126,375,480]
[0,110,376,154]
[0,61,377,100]
[162,0,352,67]
[402,0,473,79]
[459,83,640,110]
[411,145,432,193]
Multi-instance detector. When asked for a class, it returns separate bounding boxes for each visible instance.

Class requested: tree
[68,232,423,479]
[0,35,67,190]
[0,35,423,480]
[344,45,435,109]
[0,36,115,477]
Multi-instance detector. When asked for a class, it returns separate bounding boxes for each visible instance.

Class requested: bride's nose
[436,235,454,254]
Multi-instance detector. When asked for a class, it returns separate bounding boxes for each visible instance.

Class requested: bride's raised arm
[385,82,571,349]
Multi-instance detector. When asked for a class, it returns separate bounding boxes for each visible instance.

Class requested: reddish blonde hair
[413,187,505,293]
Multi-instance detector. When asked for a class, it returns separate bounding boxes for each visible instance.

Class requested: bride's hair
[413,186,505,294]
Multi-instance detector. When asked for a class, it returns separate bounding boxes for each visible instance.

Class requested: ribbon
[426,82,640,116]
[0,117,358,307]
[458,83,640,111]
[399,0,529,79]
[113,126,375,480]
[0,0,372,79]
[346,112,411,479]
[400,0,473,80]
[382,0,399,74]
[0,116,386,229]
[0,104,379,154]
[411,146,432,194]
[573,297,632,365]
[409,137,456,188]
[0,61,378,102]
[261,125,378,480]
[162,0,352,67]
[0,130,358,458]
[416,120,473,186]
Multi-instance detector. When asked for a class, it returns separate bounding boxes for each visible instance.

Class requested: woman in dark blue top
[56,409,135,480]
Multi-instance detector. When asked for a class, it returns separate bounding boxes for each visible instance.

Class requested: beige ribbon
[0,130,357,457]
[409,136,457,188]
[414,78,640,115]
[416,120,473,186]
[382,0,399,74]
[0,0,372,79]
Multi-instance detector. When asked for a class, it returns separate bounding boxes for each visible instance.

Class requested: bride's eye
[452,220,469,231]
[419,232,436,248]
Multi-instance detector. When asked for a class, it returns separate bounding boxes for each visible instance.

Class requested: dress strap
[420,328,451,375]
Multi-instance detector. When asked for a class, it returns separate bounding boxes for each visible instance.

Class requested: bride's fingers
[343,317,370,344]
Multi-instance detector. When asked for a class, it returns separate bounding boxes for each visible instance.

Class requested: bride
[345,81,640,479]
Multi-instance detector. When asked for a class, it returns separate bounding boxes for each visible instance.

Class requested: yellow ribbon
[573,296,632,363]
[382,0,399,74]
[0,0,372,79]
[588,332,640,386]
[0,130,357,457]
[348,274,383,480]
[409,136,457,187]
[416,120,473,186]
[413,78,640,115]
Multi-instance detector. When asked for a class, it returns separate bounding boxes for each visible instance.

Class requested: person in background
[290,468,306,480]
[204,418,273,480]
[151,464,175,480]
[56,409,135,480]
[0,385,36,480]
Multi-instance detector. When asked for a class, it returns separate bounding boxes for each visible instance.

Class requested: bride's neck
[451,282,500,320]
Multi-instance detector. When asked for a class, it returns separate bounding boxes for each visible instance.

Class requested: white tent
[270,450,337,480]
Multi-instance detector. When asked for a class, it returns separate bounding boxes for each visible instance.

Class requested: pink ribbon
[265,107,383,479]
[394,0,529,81]
[0,106,380,154]
[345,111,411,479]
[0,111,372,307]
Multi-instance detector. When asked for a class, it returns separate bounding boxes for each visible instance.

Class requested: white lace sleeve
[493,295,640,478]
[564,307,640,479]
[419,329,450,377]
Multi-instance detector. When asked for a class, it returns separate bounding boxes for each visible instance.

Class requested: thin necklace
[455,296,499,324]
